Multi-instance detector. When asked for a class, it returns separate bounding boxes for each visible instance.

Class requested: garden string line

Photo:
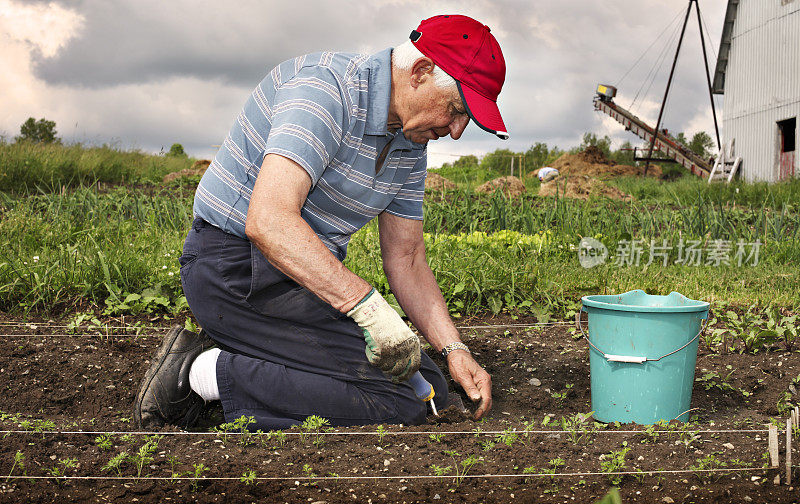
[0,428,769,436]
[0,321,575,337]
[0,466,769,482]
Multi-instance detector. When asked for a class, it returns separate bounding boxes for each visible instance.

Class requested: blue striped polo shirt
[193,48,428,260]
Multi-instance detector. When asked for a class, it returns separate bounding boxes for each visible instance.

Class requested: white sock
[189,348,221,401]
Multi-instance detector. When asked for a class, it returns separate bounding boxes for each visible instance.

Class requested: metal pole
[645,0,693,175]
[695,0,722,151]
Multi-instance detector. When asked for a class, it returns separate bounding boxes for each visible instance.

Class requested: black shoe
[134,325,215,429]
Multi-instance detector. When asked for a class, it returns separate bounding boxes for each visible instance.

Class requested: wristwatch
[441,342,470,358]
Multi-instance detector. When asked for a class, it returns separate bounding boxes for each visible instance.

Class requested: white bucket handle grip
[576,313,707,364]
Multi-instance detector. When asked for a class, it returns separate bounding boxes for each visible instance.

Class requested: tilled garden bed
[0,316,797,503]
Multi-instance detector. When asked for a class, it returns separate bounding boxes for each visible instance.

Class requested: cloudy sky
[0,0,728,168]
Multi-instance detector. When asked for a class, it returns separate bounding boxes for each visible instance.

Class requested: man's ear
[410,57,434,88]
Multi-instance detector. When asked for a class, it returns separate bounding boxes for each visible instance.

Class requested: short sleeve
[383,153,427,220]
[263,67,348,188]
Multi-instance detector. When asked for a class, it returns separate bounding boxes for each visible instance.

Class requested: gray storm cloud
[6,0,727,162]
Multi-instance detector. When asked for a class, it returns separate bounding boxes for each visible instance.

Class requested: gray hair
[392,40,458,90]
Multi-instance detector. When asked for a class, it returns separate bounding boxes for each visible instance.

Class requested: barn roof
[712,0,740,94]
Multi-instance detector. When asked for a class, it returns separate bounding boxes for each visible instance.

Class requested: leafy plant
[376,424,388,446]
[6,451,26,482]
[240,468,257,485]
[778,374,800,415]
[129,435,162,479]
[269,430,287,447]
[428,433,444,443]
[690,453,728,483]
[443,450,483,488]
[551,383,574,406]
[101,451,129,476]
[561,412,595,445]
[641,420,668,443]
[299,415,331,447]
[431,463,452,478]
[46,458,77,485]
[95,433,114,451]
[494,428,519,447]
[600,447,630,486]
[188,463,208,492]
[544,458,565,481]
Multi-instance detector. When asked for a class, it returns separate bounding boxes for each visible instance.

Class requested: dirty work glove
[347,288,421,382]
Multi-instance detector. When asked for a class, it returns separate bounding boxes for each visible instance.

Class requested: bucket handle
[576,313,707,364]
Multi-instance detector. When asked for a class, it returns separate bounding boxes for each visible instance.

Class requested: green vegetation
[298,415,332,447]
[600,446,630,486]
[0,140,195,192]
[0,142,797,327]
[17,117,60,144]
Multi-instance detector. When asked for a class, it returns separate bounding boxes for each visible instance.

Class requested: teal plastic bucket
[580,290,709,424]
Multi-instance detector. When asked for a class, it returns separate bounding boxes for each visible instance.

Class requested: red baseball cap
[410,14,508,139]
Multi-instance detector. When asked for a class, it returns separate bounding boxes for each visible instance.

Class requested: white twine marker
[787,419,792,486]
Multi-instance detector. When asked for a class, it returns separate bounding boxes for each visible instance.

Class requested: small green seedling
[376,424,388,446]
[240,468,257,485]
[600,446,630,486]
[431,464,452,477]
[299,415,331,447]
[101,451,128,476]
[443,450,483,488]
[95,433,114,451]
[6,451,26,482]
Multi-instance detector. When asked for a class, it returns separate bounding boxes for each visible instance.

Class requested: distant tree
[611,140,635,165]
[453,154,479,170]
[688,132,715,159]
[16,117,60,144]
[674,131,715,158]
[524,142,550,170]
[479,148,516,175]
[579,132,612,158]
[167,143,187,157]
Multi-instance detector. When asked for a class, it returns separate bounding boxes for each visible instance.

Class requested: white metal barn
[712,0,799,182]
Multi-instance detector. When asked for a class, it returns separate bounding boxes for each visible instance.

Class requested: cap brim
[457,81,509,140]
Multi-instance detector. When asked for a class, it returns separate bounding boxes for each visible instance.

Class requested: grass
[609,175,800,208]
[0,141,196,192]
[0,186,190,313]
[0,141,798,316]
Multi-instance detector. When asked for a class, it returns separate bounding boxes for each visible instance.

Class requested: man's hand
[347,288,421,382]
[447,350,492,420]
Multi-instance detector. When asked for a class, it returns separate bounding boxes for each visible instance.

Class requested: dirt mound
[533,147,664,201]
[425,172,456,191]
[475,176,526,198]
[539,175,633,201]
[547,147,662,179]
[162,159,211,183]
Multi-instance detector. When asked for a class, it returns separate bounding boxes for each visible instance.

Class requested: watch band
[441,342,470,358]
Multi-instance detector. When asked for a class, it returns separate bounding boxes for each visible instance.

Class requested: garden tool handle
[408,371,435,402]
[408,371,438,417]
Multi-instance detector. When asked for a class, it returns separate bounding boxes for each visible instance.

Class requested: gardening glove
[347,288,421,382]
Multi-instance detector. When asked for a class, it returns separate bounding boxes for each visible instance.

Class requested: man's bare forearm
[246,154,371,313]
[384,250,462,352]
[247,215,370,313]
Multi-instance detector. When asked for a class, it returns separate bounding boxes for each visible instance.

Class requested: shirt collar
[365,48,426,152]
[365,48,395,137]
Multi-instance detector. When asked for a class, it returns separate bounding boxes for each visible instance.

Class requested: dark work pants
[179,218,448,430]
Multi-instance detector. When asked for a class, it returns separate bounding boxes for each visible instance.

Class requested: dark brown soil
[0,315,797,503]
